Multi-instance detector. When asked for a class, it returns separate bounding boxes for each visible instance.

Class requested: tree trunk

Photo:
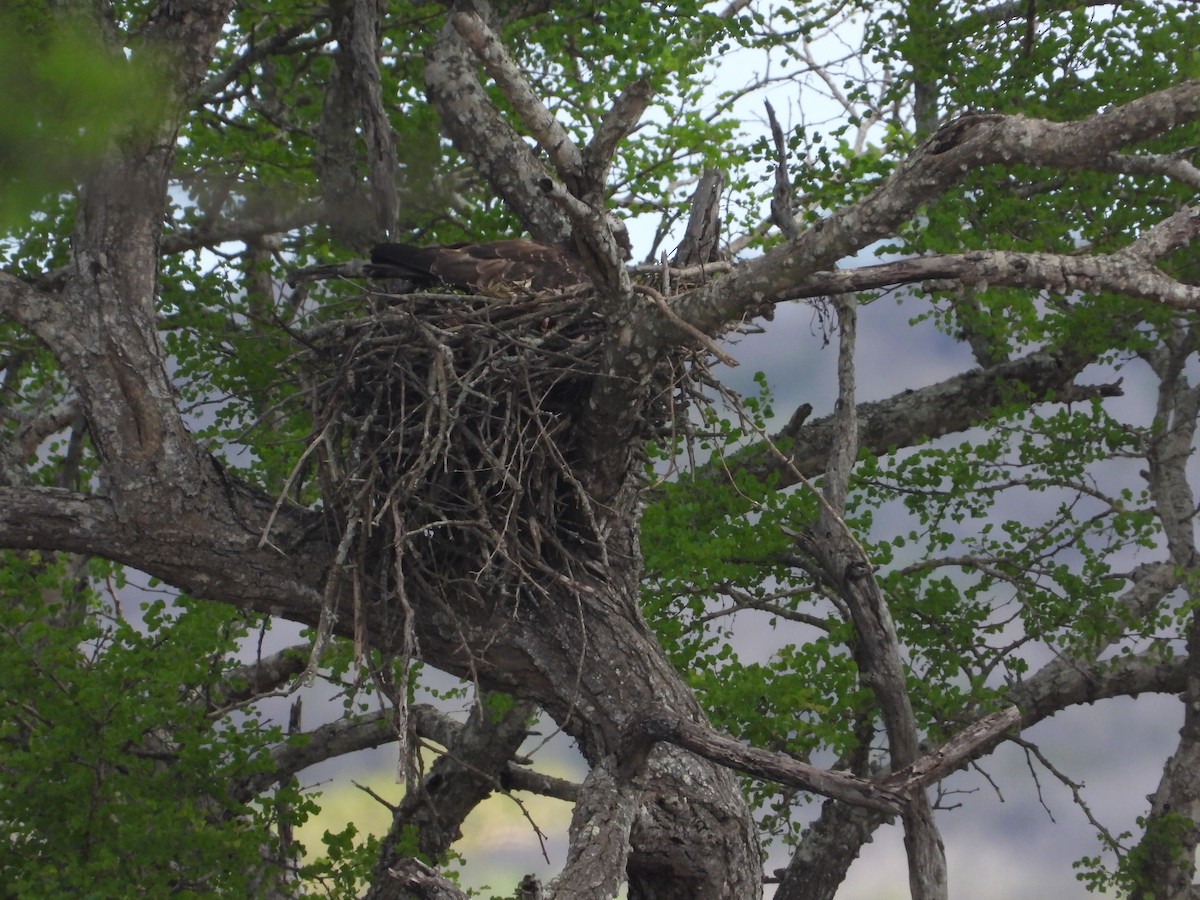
[399,477,764,898]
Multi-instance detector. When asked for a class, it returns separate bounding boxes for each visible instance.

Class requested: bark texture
[3,1,1200,896]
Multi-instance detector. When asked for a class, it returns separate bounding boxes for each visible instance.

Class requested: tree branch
[0,487,131,557]
[1009,561,1184,724]
[234,709,399,801]
[0,272,66,335]
[196,16,328,103]
[218,644,309,705]
[765,99,800,239]
[318,0,399,247]
[366,697,537,889]
[450,7,585,187]
[775,801,889,900]
[629,713,905,814]
[882,707,1021,793]
[796,298,949,898]
[672,168,725,266]
[424,3,571,242]
[725,346,1116,487]
[653,79,1200,345]
[770,223,1200,310]
[0,484,330,634]
[160,203,317,255]
[547,757,639,900]
[384,860,468,900]
[584,79,653,187]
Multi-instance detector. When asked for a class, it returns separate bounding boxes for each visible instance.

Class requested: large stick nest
[301,286,628,654]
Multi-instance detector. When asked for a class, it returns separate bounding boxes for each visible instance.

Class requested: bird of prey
[369,239,589,292]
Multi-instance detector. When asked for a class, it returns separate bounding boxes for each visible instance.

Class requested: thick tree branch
[585,79,653,186]
[765,99,800,239]
[36,2,238,529]
[450,7,585,188]
[0,272,66,334]
[797,298,948,898]
[652,79,1200,346]
[1122,204,1200,263]
[384,860,468,900]
[453,6,652,199]
[365,697,537,891]
[434,4,635,300]
[1014,650,1186,727]
[775,802,888,900]
[218,644,310,705]
[425,3,571,242]
[631,703,1016,822]
[537,177,634,296]
[770,216,1200,309]
[672,168,725,267]
[1011,561,1183,722]
[502,763,580,802]
[629,713,905,814]
[0,487,134,557]
[548,758,639,900]
[1133,627,1200,897]
[1093,151,1200,191]
[160,203,318,255]
[0,484,329,633]
[144,0,237,95]
[726,346,1115,487]
[234,708,400,801]
[881,707,1020,794]
[318,0,399,247]
[1124,345,1200,892]
[3,400,80,482]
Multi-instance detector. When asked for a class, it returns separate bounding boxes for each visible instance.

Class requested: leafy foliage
[0,554,318,897]
[3,0,1200,895]
[0,10,167,231]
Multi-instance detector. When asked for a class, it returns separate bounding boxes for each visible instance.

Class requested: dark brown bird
[369,239,589,292]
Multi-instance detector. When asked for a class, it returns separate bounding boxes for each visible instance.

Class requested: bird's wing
[370,240,588,291]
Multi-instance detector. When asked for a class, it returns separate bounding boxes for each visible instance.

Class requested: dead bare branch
[765,100,800,239]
